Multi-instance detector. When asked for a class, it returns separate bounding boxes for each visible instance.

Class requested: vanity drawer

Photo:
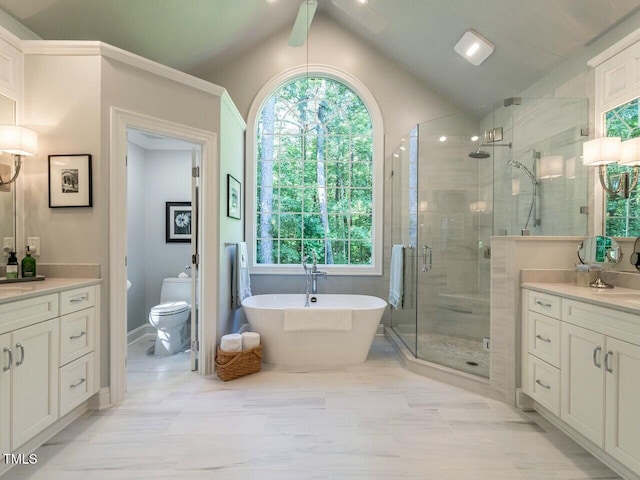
[0,293,59,334]
[59,308,95,366]
[59,352,95,417]
[528,291,561,319]
[60,286,96,315]
[528,311,561,367]
[527,354,560,416]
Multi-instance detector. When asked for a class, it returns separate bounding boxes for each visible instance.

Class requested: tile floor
[3,336,620,479]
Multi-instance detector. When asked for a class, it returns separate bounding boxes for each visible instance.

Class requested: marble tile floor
[3,336,620,480]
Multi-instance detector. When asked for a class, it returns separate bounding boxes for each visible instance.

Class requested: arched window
[247,69,382,275]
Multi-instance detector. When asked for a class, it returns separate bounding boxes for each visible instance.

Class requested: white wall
[126,143,192,333]
[218,95,246,337]
[195,14,461,316]
[22,50,226,386]
[126,141,146,332]
[142,148,192,319]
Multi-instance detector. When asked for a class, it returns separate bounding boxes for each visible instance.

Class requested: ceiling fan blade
[331,0,388,33]
[289,0,318,47]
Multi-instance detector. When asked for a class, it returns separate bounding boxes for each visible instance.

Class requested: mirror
[577,235,622,288]
[0,93,16,258]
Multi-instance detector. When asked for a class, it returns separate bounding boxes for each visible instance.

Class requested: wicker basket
[215,345,262,381]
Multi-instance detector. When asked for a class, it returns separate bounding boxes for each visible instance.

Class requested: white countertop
[522,282,640,315]
[0,278,102,304]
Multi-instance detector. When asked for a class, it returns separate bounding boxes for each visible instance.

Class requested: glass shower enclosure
[391,98,588,379]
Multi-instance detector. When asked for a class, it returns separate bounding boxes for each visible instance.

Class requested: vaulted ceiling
[1,0,639,114]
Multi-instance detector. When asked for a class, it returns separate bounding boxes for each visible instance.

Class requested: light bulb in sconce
[0,125,38,186]
[582,136,639,198]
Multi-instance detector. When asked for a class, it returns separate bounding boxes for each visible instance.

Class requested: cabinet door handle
[70,331,87,340]
[70,378,86,388]
[15,343,24,367]
[69,295,88,303]
[2,347,11,372]
[604,350,613,373]
[535,379,551,390]
[535,300,552,308]
[535,334,551,343]
[593,346,602,368]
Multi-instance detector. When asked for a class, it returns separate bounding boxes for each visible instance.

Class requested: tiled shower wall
[481,98,589,238]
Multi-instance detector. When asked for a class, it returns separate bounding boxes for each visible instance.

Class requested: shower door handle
[422,245,432,272]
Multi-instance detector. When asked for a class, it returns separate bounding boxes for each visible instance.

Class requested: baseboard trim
[88,387,112,410]
[127,324,155,345]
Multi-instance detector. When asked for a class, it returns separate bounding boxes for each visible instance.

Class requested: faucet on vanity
[302,251,327,306]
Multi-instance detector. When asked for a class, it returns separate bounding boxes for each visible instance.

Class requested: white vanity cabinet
[10,318,59,450]
[0,280,100,458]
[522,287,640,478]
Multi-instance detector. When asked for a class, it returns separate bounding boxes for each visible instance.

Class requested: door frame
[110,108,218,405]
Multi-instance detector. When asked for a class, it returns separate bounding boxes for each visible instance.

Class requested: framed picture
[48,154,93,208]
[166,202,192,243]
[227,174,241,220]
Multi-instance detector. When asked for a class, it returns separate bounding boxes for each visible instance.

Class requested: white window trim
[246,64,384,276]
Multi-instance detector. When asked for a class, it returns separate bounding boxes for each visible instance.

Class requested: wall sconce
[582,136,640,198]
[0,125,38,186]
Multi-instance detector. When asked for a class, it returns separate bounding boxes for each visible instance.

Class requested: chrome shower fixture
[468,142,512,159]
[507,159,537,184]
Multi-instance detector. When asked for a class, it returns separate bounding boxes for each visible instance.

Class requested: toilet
[148,277,191,355]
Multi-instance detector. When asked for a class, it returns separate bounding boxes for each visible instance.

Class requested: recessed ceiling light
[265,0,277,4]
[439,136,447,142]
[471,135,479,142]
[356,0,368,4]
[454,30,494,66]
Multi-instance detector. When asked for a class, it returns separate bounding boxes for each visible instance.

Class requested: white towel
[241,332,260,350]
[220,333,243,352]
[233,242,252,308]
[283,308,352,332]
[388,244,404,309]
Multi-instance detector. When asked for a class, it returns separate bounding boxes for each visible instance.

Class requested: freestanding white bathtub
[241,294,387,371]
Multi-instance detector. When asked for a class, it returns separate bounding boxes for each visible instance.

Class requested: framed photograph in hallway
[166,201,192,243]
[48,154,93,208]
[227,174,241,220]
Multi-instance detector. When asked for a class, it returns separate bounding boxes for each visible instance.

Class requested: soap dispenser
[6,251,18,279]
[22,246,36,278]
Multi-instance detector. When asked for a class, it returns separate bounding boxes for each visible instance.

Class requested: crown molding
[21,40,227,97]
[588,27,640,68]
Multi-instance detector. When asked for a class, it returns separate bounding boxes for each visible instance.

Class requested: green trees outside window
[256,77,374,265]
[605,98,639,237]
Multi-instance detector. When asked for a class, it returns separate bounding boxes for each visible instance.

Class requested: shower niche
[390,97,588,379]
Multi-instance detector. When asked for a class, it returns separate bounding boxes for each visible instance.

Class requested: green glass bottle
[6,251,18,279]
[21,246,36,278]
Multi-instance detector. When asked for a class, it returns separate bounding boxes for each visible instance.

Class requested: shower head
[468,149,491,159]
[468,142,511,159]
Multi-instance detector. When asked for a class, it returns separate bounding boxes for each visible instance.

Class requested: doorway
[125,128,200,389]
[110,109,218,405]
